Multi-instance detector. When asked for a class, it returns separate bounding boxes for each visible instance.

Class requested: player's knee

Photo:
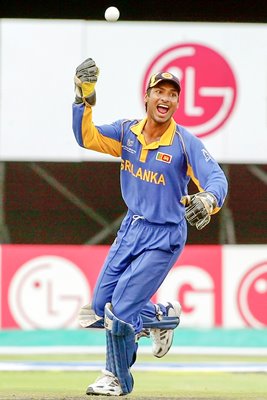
[112,304,142,333]
[111,303,128,323]
[92,299,105,317]
[93,298,125,321]
[92,297,106,318]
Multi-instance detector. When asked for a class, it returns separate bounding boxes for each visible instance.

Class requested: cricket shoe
[86,369,123,396]
[150,301,182,358]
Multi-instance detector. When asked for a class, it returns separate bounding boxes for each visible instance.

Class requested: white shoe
[150,301,181,358]
[86,369,123,396]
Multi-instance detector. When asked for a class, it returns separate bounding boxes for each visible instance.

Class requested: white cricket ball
[104,6,120,22]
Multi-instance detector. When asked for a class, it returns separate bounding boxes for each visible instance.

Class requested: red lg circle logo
[237,262,267,327]
[143,43,237,137]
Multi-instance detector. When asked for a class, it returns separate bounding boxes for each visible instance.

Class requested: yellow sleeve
[81,106,122,157]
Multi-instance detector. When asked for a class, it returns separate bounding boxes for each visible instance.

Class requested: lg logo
[237,262,267,328]
[157,265,220,327]
[8,256,90,329]
[143,43,237,137]
[157,259,267,328]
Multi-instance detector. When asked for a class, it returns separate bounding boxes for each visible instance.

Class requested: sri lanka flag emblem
[156,152,172,164]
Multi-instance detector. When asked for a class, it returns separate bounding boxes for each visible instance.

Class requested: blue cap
[147,72,181,93]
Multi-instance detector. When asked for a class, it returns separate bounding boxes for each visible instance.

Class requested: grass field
[0,353,266,400]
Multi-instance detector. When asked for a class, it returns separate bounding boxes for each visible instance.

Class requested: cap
[147,72,181,93]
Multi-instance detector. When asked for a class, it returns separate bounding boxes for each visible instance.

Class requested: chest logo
[127,139,134,147]
[156,152,172,164]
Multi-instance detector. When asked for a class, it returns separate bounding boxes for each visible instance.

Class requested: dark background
[1,0,267,245]
[4,161,267,245]
[1,0,267,22]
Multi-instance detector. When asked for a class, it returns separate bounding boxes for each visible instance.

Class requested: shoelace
[135,328,150,341]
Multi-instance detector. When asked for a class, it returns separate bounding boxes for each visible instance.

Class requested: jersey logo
[127,139,134,147]
[156,152,172,164]
[121,159,166,185]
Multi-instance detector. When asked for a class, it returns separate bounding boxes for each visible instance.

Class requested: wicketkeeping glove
[74,58,99,106]
[180,192,217,230]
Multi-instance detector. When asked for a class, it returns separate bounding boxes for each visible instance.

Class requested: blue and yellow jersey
[72,103,228,225]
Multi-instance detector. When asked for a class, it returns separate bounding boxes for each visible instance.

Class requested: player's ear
[144,92,148,110]
[175,93,180,110]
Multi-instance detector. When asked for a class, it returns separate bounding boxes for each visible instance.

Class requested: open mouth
[157,104,169,115]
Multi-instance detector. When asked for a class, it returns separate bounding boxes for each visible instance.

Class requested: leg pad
[104,303,136,395]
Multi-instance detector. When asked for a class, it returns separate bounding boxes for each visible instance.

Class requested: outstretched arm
[72,58,122,157]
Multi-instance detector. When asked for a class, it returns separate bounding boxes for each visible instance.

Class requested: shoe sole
[86,387,122,396]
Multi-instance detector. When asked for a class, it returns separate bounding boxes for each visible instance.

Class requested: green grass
[0,354,266,399]
[0,370,267,399]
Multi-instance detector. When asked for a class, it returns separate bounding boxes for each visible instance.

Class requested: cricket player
[72,58,228,396]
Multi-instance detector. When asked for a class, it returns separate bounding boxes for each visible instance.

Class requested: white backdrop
[0,19,266,162]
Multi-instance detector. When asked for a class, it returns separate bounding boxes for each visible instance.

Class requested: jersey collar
[130,118,176,148]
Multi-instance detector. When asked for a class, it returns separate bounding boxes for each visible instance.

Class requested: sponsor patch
[122,145,136,154]
[201,148,212,162]
[156,152,172,163]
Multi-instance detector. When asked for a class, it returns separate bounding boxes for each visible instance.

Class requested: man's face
[145,82,179,124]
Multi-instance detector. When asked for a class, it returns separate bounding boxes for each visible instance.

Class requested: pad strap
[81,307,180,330]
[142,314,180,330]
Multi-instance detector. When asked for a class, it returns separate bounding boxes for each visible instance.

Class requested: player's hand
[180,192,217,230]
[74,58,99,106]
